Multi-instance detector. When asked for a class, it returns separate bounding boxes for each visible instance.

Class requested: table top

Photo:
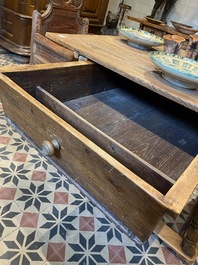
[46,32,198,112]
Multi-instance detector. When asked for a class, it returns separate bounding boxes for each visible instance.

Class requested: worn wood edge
[154,221,198,263]
[32,33,75,62]
[0,60,93,73]
[164,155,198,214]
[30,9,42,64]
[0,73,167,205]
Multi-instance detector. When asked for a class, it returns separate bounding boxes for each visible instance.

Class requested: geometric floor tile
[0,201,22,239]
[16,182,53,212]
[12,152,28,162]
[47,242,66,262]
[31,170,46,182]
[0,228,46,265]
[39,205,78,241]
[53,191,68,204]
[0,136,10,144]
[108,245,127,263]
[0,187,17,200]
[67,233,107,264]
[79,216,95,231]
[20,212,39,228]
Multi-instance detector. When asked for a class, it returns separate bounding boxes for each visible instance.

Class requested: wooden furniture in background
[80,0,109,33]
[0,0,47,55]
[0,0,109,57]
[0,34,197,263]
[30,0,89,64]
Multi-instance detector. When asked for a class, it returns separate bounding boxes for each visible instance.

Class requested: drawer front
[0,76,167,243]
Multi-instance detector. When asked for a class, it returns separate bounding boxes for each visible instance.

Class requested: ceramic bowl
[171,20,192,30]
[175,25,198,35]
[149,51,198,89]
[118,28,164,49]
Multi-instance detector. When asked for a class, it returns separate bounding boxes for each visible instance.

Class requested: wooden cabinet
[81,0,109,33]
[0,0,109,55]
[0,0,47,55]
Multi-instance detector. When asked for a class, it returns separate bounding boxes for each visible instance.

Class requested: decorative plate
[118,28,164,49]
[145,16,164,25]
[175,25,198,35]
[149,51,198,89]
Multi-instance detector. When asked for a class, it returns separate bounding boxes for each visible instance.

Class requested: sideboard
[0,0,47,55]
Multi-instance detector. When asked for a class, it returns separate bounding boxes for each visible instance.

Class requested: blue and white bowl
[118,28,164,49]
[149,51,198,89]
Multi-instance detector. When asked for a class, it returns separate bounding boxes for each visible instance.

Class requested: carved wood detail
[30,0,89,64]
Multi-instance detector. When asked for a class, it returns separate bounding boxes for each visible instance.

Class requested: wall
[107,0,198,28]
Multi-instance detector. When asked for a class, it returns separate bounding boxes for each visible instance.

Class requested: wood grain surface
[45,33,198,113]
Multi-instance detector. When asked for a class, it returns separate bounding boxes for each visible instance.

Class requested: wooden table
[45,33,198,113]
[1,32,197,262]
[44,33,198,262]
[127,16,190,40]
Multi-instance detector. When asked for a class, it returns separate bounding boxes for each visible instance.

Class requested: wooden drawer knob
[41,139,60,156]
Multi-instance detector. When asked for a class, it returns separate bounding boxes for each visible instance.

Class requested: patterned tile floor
[0,49,197,265]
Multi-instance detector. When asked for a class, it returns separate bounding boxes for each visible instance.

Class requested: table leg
[181,203,198,257]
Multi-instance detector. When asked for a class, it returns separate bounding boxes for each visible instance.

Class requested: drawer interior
[64,86,197,178]
[4,62,198,195]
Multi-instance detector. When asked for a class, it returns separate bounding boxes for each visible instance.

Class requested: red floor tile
[80,216,95,231]
[53,191,68,204]
[32,170,46,182]
[0,136,10,145]
[47,242,66,262]
[108,245,127,264]
[20,212,39,228]
[0,187,16,200]
[13,152,27,162]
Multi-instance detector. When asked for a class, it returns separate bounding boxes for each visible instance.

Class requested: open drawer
[0,61,197,245]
